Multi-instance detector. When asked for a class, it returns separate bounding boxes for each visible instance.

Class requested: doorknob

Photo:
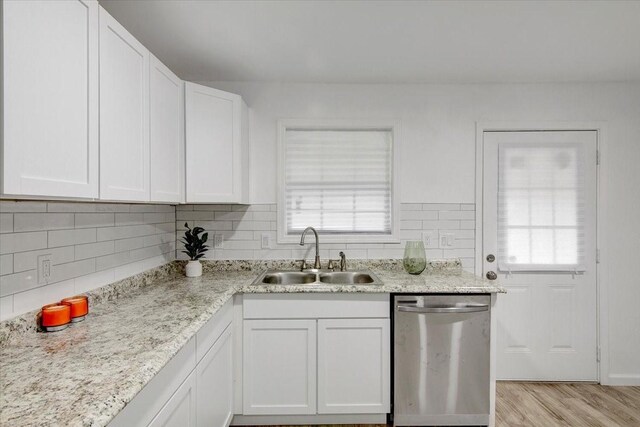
[486,254,495,263]
[486,271,497,280]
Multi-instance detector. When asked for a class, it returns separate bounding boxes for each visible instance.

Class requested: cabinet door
[317,318,390,414]
[148,372,197,427]
[2,0,99,198]
[99,7,150,201]
[150,54,184,203]
[184,83,248,203]
[243,319,316,415]
[196,325,233,427]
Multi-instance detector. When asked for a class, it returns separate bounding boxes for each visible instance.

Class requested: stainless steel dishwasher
[393,294,490,426]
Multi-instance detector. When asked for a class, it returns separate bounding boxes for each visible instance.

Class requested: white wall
[200,81,640,384]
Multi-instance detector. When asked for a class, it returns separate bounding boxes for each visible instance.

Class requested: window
[497,143,585,272]
[277,120,399,243]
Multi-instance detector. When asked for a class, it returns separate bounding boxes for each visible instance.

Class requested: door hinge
[596,150,601,165]
[597,347,601,362]
[596,249,601,264]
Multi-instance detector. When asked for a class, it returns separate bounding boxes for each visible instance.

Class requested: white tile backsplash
[13,213,75,232]
[0,199,477,321]
[0,201,176,321]
[176,203,476,272]
[0,231,48,254]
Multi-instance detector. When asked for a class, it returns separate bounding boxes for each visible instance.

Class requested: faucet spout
[299,226,321,269]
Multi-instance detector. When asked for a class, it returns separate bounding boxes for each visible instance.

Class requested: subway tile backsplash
[176,203,476,272]
[0,200,475,321]
[0,201,176,320]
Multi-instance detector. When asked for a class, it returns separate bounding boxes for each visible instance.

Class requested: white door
[148,371,197,427]
[196,325,233,427]
[3,0,99,198]
[317,318,390,414]
[482,130,598,381]
[150,54,184,203]
[242,319,317,415]
[184,83,245,203]
[99,7,150,201]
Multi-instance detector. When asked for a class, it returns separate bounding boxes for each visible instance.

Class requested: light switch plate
[261,233,271,249]
[422,230,438,249]
[439,233,455,248]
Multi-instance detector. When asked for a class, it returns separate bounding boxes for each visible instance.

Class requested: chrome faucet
[299,226,321,269]
[339,251,347,271]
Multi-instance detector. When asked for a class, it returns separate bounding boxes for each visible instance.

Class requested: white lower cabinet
[108,301,234,427]
[317,319,390,414]
[197,326,234,427]
[241,294,390,418]
[242,319,317,415]
[148,372,197,427]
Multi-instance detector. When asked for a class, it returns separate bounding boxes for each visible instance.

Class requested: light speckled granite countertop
[0,259,503,427]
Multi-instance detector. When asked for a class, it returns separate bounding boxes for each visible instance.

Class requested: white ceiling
[100,0,640,84]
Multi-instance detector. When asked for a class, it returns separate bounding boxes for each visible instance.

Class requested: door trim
[475,121,610,385]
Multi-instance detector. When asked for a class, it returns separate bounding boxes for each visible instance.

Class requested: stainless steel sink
[252,269,383,286]
[261,271,317,285]
[319,271,375,284]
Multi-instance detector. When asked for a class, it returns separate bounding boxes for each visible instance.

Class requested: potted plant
[181,223,209,277]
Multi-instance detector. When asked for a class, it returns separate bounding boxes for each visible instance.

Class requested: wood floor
[240,382,640,427]
[495,382,640,426]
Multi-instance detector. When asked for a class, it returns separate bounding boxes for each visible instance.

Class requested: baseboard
[231,413,387,425]
[602,374,640,386]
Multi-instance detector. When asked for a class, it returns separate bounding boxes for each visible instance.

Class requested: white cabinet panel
[2,0,99,198]
[108,338,196,427]
[150,55,183,203]
[148,372,197,427]
[243,319,316,415]
[317,319,390,414]
[185,83,249,203]
[196,325,233,427]
[99,7,150,201]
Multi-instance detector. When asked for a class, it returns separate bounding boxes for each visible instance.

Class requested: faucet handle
[327,259,335,271]
[299,259,307,271]
[339,251,347,271]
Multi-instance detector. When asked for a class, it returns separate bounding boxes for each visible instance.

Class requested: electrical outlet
[422,230,438,249]
[261,233,271,249]
[439,233,455,248]
[213,234,224,249]
[37,254,52,284]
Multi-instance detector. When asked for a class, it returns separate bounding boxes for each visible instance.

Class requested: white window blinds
[284,129,393,235]
[497,143,585,272]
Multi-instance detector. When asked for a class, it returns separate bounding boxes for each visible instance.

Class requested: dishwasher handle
[396,303,489,314]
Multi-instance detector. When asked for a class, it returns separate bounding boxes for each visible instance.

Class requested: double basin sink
[252,269,383,286]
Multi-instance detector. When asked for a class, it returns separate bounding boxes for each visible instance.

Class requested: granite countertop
[0,259,504,427]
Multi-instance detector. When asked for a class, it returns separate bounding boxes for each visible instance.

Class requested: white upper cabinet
[185,83,249,204]
[99,7,150,201]
[150,55,184,203]
[2,0,99,198]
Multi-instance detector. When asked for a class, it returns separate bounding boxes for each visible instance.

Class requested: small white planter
[185,260,202,277]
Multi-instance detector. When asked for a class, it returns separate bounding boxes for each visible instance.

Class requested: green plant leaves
[182,222,210,261]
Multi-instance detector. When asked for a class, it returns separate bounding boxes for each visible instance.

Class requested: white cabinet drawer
[195,299,233,362]
[242,293,389,319]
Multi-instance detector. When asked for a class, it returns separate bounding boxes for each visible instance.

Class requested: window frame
[277,118,401,244]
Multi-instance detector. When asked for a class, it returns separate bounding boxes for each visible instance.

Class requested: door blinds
[497,143,585,272]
